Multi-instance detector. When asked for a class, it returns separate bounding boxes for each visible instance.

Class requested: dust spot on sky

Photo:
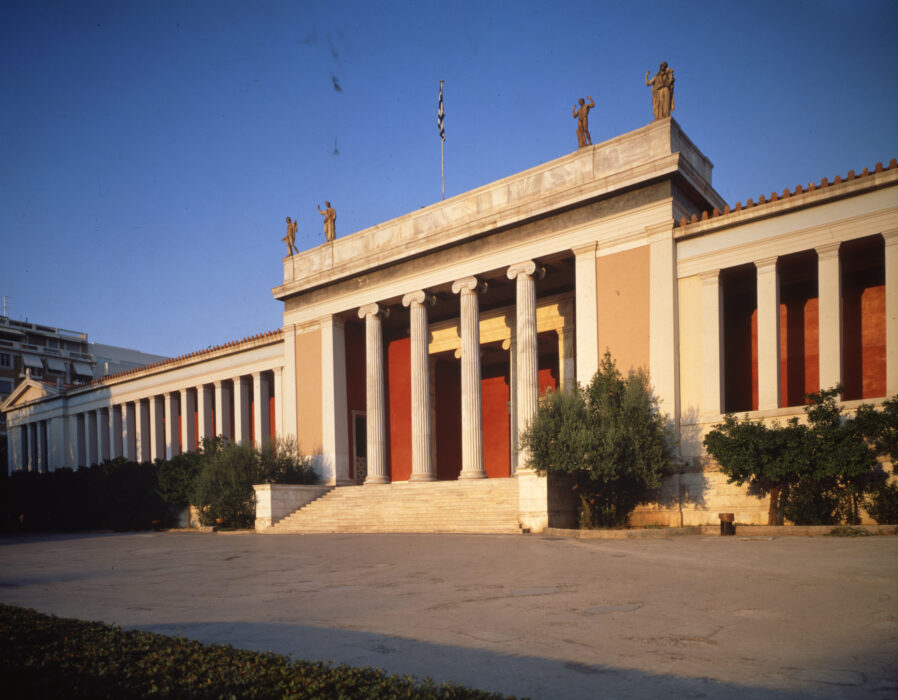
[331,75,342,92]
[332,137,340,156]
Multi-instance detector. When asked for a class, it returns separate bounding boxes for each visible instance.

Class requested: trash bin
[718,512,735,536]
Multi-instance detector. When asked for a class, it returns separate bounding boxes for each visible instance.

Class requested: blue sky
[2,0,896,358]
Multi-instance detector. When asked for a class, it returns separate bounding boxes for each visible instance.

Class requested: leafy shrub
[156,450,204,506]
[190,437,318,528]
[0,604,512,699]
[705,385,891,526]
[258,436,318,484]
[2,459,167,532]
[521,352,674,528]
[865,482,898,524]
[191,441,260,528]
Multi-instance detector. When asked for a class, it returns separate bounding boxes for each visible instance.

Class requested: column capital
[754,256,779,271]
[571,241,598,258]
[815,242,841,260]
[320,315,346,330]
[506,260,545,281]
[358,302,389,320]
[882,229,898,246]
[451,276,486,295]
[402,290,435,308]
[699,268,722,285]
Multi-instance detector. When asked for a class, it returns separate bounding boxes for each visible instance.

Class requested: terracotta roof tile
[90,328,283,385]
[674,157,895,230]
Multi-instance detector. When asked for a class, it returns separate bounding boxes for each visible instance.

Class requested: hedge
[0,604,513,699]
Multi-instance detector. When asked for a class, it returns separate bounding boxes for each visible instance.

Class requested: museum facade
[4,118,896,530]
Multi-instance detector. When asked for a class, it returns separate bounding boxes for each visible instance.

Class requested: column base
[408,473,437,482]
[364,475,391,485]
[458,470,487,480]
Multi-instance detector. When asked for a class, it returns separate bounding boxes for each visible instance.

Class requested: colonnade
[700,231,898,415]
[358,260,546,484]
[9,368,281,472]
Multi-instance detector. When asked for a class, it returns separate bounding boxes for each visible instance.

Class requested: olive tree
[520,353,675,528]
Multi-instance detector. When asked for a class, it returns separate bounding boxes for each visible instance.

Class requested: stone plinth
[253,484,333,531]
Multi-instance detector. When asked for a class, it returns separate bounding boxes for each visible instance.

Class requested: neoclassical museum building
[4,118,896,531]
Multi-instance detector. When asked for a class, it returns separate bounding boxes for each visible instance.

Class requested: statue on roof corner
[283,217,299,256]
[572,96,595,149]
[318,201,336,242]
[646,62,675,120]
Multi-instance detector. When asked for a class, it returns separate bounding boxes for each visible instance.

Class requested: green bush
[865,482,898,524]
[704,385,891,526]
[191,441,260,528]
[0,604,511,699]
[258,436,318,485]
[156,450,204,506]
[190,437,318,528]
[520,352,674,528]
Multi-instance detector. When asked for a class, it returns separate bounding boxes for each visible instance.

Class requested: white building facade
[4,118,896,529]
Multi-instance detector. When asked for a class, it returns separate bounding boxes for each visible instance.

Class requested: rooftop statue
[318,201,336,242]
[572,96,595,149]
[645,62,674,120]
[283,216,299,256]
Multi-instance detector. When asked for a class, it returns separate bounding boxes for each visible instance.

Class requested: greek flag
[438,80,445,141]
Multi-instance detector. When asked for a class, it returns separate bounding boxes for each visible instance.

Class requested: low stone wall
[517,470,578,532]
[253,484,332,531]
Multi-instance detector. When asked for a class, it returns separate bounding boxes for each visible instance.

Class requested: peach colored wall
[596,245,650,373]
[295,328,322,455]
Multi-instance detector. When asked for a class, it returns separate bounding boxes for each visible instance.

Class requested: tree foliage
[521,353,674,528]
[191,436,318,528]
[704,385,892,525]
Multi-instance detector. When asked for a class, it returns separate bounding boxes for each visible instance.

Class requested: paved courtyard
[1,531,896,698]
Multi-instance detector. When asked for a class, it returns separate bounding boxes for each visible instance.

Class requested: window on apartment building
[0,353,10,367]
[0,379,12,395]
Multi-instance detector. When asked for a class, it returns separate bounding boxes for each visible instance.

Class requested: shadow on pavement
[135,619,813,700]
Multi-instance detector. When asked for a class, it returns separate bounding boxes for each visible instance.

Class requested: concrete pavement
[1,531,896,698]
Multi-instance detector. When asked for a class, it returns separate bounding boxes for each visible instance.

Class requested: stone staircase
[267,478,522,534]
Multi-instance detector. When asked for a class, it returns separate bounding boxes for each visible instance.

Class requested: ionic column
[69,415,82,468]
[197,385,213,443]
[122,402,136,461]
[110,405,123,459]
[508,262,544,471]
[701,270,725,415]
[558,327,575,393]
[452,276,487,479]
[9,425,24,473]
[252,372,271,449]
[272,367,284,439]
[136,399,150,462]
[214,380,232,441]
[573,242,599,384]
[28,422,38,472]
[884,230,898,396]
[233,376,251,445]
[358,303,389,484]
[36,420,47,473]
[755,257,780,410]
[96,408,109,463]
[164,393,179,459]
[87,410,98,466]
[816,243,842,391]
[149,396,165,461]
[403,290,436,481]
[503,336,518,473]
[180,388,196,452]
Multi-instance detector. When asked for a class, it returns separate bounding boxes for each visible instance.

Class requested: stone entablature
[275,118,723,300]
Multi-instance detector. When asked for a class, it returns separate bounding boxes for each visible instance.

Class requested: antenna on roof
[1,295,10,317]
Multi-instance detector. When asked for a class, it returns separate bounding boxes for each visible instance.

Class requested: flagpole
[439,79,445,201]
